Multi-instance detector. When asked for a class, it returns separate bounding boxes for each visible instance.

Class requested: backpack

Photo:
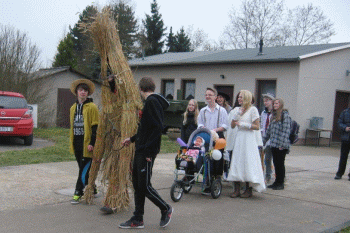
[289,120,300,144]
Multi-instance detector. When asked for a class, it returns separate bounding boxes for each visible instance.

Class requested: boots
[241,182,253,198]
[230,182,241,198]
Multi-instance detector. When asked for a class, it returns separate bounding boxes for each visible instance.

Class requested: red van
[0,91,34,146]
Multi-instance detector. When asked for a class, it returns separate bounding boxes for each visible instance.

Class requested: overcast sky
[1,0,349,67]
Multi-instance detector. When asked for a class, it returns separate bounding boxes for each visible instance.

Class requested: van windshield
[0,96,28,109]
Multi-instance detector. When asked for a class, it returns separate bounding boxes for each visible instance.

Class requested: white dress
[226,106,266,192]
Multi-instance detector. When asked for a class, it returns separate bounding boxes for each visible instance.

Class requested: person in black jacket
[119,77,173,229]
[181,99,199,143]
[335,107,350,180]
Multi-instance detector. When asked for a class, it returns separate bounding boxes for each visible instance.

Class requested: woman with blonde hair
[227,90,266,198]
[263,98,291,190]
[181,99,200,143]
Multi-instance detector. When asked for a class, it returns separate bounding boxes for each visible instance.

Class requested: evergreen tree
[52,33,76,68]
[143,0,167,56]
[174,27,192,52]
[166,27,176,52]
[113,1,138,59]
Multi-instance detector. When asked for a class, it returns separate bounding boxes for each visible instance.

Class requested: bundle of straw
[81,7,143,212]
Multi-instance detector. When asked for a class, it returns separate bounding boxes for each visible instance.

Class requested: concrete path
[0,145,349,233]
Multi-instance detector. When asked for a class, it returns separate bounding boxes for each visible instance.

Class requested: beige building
[129,43,350,143]
[33,66,102,128]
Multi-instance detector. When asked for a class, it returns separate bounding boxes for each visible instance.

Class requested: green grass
[0,127,179,167]
[339,226,350,233]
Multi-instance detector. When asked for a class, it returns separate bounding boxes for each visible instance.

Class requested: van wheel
[24,134,33,146]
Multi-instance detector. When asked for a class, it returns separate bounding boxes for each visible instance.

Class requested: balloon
[211,149,222,160]
[214,138,226,150]
[176,138,187,147]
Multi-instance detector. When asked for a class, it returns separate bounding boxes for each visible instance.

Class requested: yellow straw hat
[70,79,95,96]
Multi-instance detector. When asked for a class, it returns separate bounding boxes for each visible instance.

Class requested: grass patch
[0,127,73,167]
[0,128,179,167]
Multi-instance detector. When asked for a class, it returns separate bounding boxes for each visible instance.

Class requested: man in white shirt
[198,88,228,138]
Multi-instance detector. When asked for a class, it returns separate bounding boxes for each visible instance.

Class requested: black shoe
[100,206,115,214]
[334,175,342,180]
[160,206,173,228]
[119,218,144,229]
[272,184,284,190]
[267,183,277,189]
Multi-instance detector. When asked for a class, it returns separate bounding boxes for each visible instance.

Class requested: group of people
[69,77,172,229]
[181,88,292,198]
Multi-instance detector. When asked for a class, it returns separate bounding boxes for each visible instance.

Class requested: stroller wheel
[183,184,192,194]
[170,182,184,202]
[211,178,222,199]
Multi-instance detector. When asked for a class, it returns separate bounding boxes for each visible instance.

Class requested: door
[214,85,234,107]
[332,91,350,141]
[256,80,276,113]
[57,88,76,128]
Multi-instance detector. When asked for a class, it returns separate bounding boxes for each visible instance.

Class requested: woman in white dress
[227,90,266,198]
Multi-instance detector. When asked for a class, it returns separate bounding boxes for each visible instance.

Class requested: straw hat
[70,79,95,96]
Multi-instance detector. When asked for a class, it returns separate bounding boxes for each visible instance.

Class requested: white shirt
[197,104,228,130]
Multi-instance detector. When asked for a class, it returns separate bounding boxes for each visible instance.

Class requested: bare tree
[284,3,335,45]
[223,1,335,48]
[223,0,284,49]
[0,24,54,126]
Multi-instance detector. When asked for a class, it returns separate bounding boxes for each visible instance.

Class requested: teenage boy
[197,87,228,193]
[119,77,172,229]
[69,79,99,204]
[260,93,275,183]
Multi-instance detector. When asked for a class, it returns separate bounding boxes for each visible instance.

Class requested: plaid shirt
[263,110,291,150]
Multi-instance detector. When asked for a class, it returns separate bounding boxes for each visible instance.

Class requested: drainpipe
[258,39,264,55]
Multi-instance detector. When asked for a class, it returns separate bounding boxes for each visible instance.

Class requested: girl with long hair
[181,99,200,143]
[227,90,265,198]
[263,98,291,190]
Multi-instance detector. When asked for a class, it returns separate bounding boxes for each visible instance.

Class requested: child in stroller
[171,128,224,202]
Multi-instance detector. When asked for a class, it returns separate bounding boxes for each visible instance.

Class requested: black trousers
[132,152,169,221]
[74,149,92,195]
[271,147,288,184]
[336,141,350,178]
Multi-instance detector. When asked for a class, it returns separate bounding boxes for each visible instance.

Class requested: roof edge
[299,43,350,60]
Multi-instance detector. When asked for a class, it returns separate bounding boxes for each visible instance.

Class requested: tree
[223,0,284,49]
[166,27,176,52]
[174,27,192,52]
[0,24,41,96]
[112,0,138,59]
[223,0,335,48]
[284,3,335,45]
[143,0,167,55]
[52,33,76,68]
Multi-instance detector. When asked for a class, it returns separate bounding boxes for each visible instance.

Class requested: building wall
[131,61,299,119]
[297,48,350,137]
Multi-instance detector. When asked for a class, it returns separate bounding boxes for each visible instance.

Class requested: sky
[1,0,349,67]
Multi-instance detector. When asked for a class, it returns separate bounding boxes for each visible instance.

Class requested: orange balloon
[214,138,226,150]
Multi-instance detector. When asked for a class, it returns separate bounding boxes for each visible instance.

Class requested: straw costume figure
[80,8,143,213]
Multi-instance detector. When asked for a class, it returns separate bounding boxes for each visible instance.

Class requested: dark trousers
[271,147,288,184]
[336,141,350,178]
[74,149,92,195]
[132,152,169,221]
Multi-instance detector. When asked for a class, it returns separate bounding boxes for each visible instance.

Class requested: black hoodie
[131,93,169,158]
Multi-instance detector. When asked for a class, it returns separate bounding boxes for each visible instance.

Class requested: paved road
[0,137,54,152]
[0,146,349,233]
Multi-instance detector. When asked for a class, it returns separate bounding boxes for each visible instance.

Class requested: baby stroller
[170,128,225,202]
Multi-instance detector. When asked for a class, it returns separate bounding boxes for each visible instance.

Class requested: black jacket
[181,112,197,144]
[131,93,169,157]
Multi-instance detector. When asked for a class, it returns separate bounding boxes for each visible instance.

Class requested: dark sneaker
[119,219,144,229]
[334,175,342,180]
[70,195,81,205]
[100,206,115,214]
[272,183,284,190]
[160,206,173,228]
